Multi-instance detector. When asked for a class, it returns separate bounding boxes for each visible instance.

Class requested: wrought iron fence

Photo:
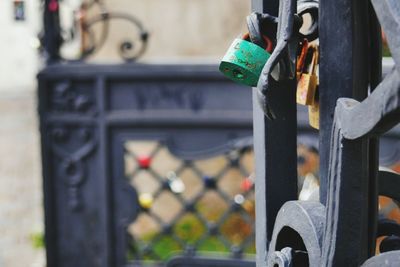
[38,0,400,266]
[38,64,258,267]
[251,0,400,266]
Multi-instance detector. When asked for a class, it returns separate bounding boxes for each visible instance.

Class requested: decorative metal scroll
[264,0,400,266]
[43,0,149,62]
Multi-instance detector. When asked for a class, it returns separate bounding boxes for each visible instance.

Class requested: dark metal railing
[38,64,257,267]
[252,0,400,266]
[39,0,400,266]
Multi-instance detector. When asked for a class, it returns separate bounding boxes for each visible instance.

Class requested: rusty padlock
[296,39,309,80]
[309,97,320,129]
[296,45,319,106]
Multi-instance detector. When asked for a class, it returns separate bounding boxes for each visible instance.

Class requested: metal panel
[38,64,255,267]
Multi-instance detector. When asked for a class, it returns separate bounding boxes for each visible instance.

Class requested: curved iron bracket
[255,0,300,119]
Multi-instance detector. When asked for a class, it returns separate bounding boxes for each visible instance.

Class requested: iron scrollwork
[51,80,96,113]
[43,0,149,62]
[261,0,400,265]
[51,127,97,211]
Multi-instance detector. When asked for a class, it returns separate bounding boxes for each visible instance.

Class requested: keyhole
[233,69,245,80]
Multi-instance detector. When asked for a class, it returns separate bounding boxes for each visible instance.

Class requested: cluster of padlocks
[219,3,320,128]
[296,40,319,129]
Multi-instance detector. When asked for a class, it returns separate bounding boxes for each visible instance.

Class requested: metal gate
[38,0,400,266]
[251,0,400,266]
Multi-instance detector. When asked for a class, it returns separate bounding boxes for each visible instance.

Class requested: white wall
[0,2,45,267]
[0,0,41,93]
[86,0,251,63]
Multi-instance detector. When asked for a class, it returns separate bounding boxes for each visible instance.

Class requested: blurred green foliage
[128,210,256,262]
[383,43,391,57]
[30,232,45,249]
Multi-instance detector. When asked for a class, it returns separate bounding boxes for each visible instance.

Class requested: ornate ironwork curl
[57,0,149,62]
[267,201,326,266]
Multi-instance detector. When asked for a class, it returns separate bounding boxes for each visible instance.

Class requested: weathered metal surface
[320,121,370,267]
[252,0,400,266]
[268,201,325,266]
[361,251,400,267]
[318,0,370,205]
[335,68,400,140]
[267,247,294,267]
[251,0,298,265]
[220,38,271,87]
[371,0,400,69]
[255,0,298,119]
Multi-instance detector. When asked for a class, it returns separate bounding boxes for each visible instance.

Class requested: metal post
[319,0,370,204]
[319,0,374,264]
[252,1,298,266]
[366,3,382,257]
[43,0,62,63]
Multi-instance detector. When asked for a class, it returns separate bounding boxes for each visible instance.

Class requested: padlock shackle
[242,33,274,53]
[309,45,319,74]
[301,45,318,75]
[296,39,309,73]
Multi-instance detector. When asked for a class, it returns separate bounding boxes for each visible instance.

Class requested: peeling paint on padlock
[309,101,320,129]
[296,45,319,106]
[219,38,271,87]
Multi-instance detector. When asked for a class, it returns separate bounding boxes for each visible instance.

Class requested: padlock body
[219,38,270,87]
[297,73,318,105]
[309,102,320,129]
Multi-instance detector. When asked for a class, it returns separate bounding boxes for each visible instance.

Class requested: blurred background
[0,1,252,266]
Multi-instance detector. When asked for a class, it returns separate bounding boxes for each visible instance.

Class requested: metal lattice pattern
[124,140,256,263]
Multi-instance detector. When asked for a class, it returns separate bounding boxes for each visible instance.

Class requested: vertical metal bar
[319,0,369,204]
[38,78,58,267]
[252,0,279,14]
[43,0,62,63]
[322,130,369,266]
[320,0,371,265]
[252,1,298,266]
[367,3,382,256]
[352,1,371,257]
[319,0,351,205]
[96,76,112,266]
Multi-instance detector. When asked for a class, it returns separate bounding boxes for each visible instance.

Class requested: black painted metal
[251,1,298,265]
[367,3,382,257]
[379,170,400,202]
[38,64,257,267]
[318,0,370,205]
[252,0,400,266]
[43,0,62,62]
[40,0,400,266]
[38,62,329,267]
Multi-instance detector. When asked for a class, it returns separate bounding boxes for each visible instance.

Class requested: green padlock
[219,38,271,87]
